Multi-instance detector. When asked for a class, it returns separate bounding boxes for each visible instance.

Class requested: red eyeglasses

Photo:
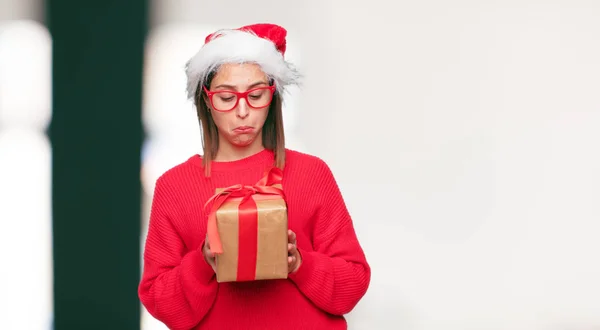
[203,85,276,112]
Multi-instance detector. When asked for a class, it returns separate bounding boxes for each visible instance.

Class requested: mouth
[233,126,254,133]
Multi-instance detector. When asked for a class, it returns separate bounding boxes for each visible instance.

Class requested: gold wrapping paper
[214,191,288,283]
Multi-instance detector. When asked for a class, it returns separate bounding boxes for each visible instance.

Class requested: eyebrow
[213,81,269,90]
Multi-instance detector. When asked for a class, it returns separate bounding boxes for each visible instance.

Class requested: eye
[216,93,236,102]
[248,90,266,100]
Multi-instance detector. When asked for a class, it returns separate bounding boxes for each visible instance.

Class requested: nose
[236,98,250,119]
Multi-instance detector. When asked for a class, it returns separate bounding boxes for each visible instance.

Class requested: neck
[214,135,265,162]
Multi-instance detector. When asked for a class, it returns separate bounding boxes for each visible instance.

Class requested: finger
[289,242,298,253]
[288,255,295,264]
[203,239,214,257]
[203,244,214,257]
[288,230,296,243]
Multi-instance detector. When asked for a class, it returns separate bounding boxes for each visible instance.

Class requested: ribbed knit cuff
[288,247,317,285]
[183,240,216,284]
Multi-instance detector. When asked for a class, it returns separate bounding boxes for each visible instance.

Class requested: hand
[202,235,217,273]
[287,229,302,273]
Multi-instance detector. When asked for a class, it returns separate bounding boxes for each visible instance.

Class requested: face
[205,63,272,150]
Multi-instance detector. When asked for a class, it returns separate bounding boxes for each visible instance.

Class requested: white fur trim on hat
[185,29,300,100]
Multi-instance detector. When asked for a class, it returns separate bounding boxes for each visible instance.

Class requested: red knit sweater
[138,149,370,330]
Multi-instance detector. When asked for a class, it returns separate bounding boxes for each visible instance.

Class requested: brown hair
[193,75,286,176]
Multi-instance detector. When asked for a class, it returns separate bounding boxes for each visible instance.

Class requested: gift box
[205,168,288,283]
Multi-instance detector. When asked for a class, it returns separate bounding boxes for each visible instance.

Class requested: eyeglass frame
[202,84,277,112]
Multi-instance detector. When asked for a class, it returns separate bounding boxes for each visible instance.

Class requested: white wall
[0,0,42,22]
[324,2,600,330]
[0,20,53,330]
[144,1,600,329]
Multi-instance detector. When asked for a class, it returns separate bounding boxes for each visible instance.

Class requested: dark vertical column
[47,1,147,329]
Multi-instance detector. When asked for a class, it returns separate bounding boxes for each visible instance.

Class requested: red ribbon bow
[205,167,285,256]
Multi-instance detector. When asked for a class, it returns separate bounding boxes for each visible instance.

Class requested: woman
[138,23,371,330]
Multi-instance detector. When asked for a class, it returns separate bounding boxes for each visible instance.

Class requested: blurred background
[1,0,600,329]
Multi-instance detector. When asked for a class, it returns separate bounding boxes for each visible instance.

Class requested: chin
[231,138,255,148]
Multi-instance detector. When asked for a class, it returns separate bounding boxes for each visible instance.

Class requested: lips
[233,126,253,133]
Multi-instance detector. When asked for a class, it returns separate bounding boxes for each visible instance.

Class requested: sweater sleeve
[288,160,371,316]
[138,176,218,330]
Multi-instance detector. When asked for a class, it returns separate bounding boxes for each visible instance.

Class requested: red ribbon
[205,167,285,281]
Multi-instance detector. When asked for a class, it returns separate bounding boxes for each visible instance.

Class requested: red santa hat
[185,23,300,100]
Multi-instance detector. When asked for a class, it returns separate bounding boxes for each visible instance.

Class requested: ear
[202,95,212,112]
